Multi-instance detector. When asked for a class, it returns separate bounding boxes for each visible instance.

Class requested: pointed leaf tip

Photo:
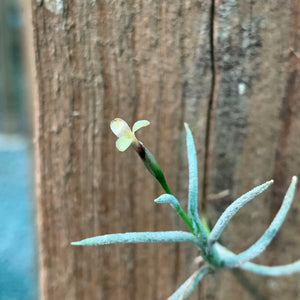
[71,241,81,246]
[154,194,179,206]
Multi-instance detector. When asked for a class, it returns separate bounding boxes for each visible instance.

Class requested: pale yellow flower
[110,118,150,151]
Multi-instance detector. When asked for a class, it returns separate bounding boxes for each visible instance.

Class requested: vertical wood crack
[201,0,217,214]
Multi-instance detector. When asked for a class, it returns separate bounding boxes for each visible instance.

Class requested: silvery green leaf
[208,179,274,249]
[223,176,297,267]
[215,240,300,276]
[71,231,199,246]
[155,194,180,209]
[241,259,300,276]
[167,266,211,300]
[184,123,208,242]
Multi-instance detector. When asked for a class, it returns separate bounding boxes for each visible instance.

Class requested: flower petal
[110,118,132,138]
[116,136,133,152]
[132,120,150,133]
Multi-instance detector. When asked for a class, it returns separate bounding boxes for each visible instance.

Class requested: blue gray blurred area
[0,135,37,300]
[0,0,38,299]
[0,0,28,134]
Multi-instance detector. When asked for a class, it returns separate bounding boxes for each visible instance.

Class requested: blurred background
[0,0,37,299]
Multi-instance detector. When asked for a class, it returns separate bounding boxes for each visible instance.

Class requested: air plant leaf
[167,266,212,300]
[241,259,300,276]
[71,231,199,246]
[223,176,297,267]
[215,241,300,276]
[184,123,199,217]
[208,179,274,249]
[155,194,181,207]
[184,123,208,243]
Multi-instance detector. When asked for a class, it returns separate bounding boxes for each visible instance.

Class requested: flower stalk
[135,141,172,194]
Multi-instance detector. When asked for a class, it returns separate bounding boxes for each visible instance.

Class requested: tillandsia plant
[72,118,300,300]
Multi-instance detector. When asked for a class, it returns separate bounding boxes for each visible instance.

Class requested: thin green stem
[176,205,195,233]
[155,194,195,234]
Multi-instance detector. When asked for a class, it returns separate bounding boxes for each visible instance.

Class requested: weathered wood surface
[29,0,300,299]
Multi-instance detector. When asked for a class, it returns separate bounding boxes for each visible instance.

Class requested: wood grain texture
[207,0,300,299]
[28,0,300,299]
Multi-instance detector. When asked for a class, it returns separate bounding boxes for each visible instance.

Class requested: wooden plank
[28,0,300,299]
[29,1,211,299]
[206,1,300,299]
